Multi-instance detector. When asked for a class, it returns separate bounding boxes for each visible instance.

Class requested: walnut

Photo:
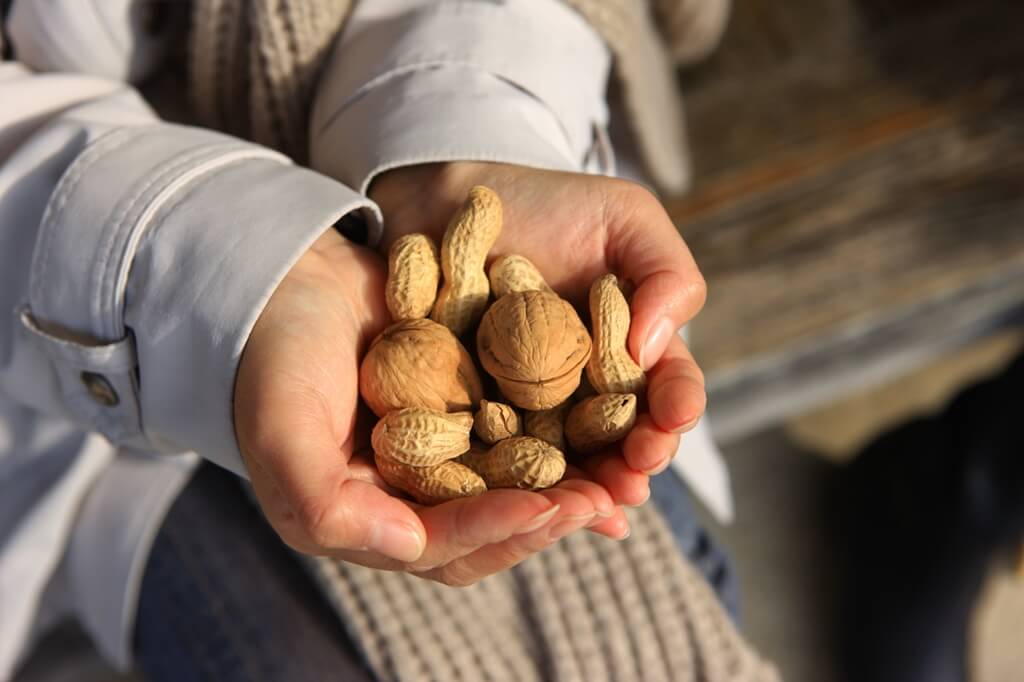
[476,290,592,410]
[359,318,483,417]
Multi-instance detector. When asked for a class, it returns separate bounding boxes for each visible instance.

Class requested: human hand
[234,229,622,586]
[371,162,708,531]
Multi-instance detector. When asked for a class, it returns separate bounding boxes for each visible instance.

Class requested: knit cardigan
[188,0,731,194]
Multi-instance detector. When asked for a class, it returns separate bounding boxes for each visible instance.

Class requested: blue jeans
[134,465,738,682]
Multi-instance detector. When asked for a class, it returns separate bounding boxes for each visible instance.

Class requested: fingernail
[517,504,561,534]
[671,415,701,434]
[547,513,596,541]
[618,525,632,541]
[368,520,425,563]
[640,318,675,371]
[643,457,671,476]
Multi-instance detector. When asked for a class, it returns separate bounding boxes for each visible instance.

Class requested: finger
[348,450,388,487]
[622,414,682,475]
[605,191,706,370]
[580,450,650,507]
[586,508,631,540]
[407,490,559,571]
[244,401,427,563]
[646,335,706,434]
[553,475,617,518]
[414,487,598,586]
[561,466,626,538]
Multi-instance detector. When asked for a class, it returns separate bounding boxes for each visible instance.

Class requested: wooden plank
[669,0,1024,438]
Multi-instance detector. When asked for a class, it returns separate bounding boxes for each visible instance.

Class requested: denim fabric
[650,470,741,622]
[133,465,374,682]
[135,465,738,681]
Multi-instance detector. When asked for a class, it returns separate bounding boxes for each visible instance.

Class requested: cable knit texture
[189,2,775,679]
[188,0,731,191]
[303,505,778,682]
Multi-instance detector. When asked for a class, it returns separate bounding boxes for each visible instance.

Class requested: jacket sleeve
[0,62,380,477]
[6,0,179,83]
[310,0,614,197]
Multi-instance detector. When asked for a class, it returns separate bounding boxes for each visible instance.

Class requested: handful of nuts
[359,186,647,504]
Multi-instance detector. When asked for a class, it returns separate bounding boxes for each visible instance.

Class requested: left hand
[371,162,708,534]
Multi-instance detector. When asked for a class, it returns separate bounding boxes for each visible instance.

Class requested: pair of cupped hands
[234,162,707,586]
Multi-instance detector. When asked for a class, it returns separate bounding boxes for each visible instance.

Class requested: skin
[234,161,706,585]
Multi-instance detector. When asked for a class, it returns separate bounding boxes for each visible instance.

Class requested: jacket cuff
[310,0,613,196]
[24,124,378,476]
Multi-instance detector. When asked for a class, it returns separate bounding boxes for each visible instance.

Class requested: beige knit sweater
[191,3,777,681]
[189,0,731,194]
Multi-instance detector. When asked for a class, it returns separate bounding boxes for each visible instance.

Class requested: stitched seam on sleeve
[316,62,577,162]
[94,141,252,337]
[31,127,142,315]
[103,147,287,336]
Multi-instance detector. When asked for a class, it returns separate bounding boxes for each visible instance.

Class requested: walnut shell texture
[460,436,566,490]
[477,290,592,411]
[359,318,484,417]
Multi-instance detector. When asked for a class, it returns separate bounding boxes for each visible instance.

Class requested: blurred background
[16,0,1024,680]
[676,0,1024,679]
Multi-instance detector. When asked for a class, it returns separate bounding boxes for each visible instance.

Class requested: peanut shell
[371,407,473,467]
[431,186,502,336]
[488,254,552,298]
[460,436,566,490]
[524,401,570,451]
[375,454,486,505]
[474,399,522,444]
[386,233,440,320]
[564,393,637,453]
[586,274,647,396]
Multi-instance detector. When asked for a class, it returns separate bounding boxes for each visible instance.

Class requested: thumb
[243,408,426,563]
[607,193,706,371]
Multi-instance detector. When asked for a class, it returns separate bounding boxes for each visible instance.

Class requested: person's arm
[0,61,377,477]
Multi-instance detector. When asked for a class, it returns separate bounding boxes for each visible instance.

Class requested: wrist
[369,161,530,252]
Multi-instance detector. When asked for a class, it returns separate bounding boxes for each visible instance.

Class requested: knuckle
[294,496,338,549]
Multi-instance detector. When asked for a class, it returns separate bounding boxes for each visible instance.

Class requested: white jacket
[0,1,612,677]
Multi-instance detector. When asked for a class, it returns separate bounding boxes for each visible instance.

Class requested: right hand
[233,228,625,586]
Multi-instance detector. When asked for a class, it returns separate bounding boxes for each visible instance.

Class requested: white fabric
[8,0,174,83]
[311,0,614,193]
[0,58,376,678]
[0,0,724,678]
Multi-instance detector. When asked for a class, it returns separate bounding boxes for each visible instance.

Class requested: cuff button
[81,372,119,407]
